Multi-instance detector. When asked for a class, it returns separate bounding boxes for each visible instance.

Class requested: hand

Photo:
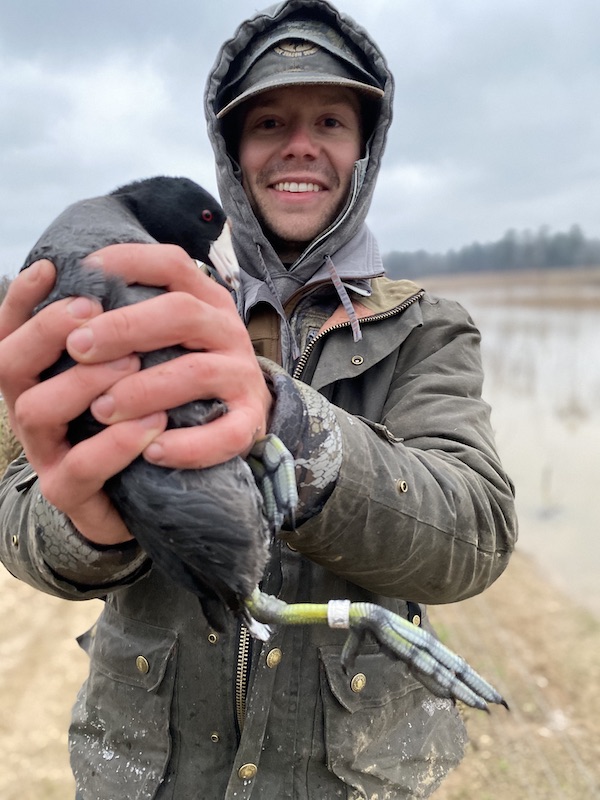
[70,243,274,468]
[0,259,166,545]
[1,245,273,544]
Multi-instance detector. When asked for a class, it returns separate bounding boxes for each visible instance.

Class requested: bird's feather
[24,176,270,631]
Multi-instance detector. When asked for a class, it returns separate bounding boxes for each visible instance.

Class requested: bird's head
[111,176,240,291]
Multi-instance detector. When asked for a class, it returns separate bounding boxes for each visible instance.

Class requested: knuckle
[108,306,138,341]
[38,470,71,511]
[160,243,192,265]
[166,290,200,320]
[12,394,34,434]
[230,416,256,454]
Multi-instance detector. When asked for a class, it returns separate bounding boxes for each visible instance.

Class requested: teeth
[274,182,321,193]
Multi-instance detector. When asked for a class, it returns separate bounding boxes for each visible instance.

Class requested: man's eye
[259,118,279,130]
[323,117,342,128]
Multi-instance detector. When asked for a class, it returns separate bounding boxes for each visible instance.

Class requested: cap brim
[217,75,384,119]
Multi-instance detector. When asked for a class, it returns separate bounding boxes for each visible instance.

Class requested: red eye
[202,209,213,222]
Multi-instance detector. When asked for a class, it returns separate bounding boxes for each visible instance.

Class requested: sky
[1,0,600,277]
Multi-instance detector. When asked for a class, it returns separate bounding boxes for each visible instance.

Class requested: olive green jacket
[0,274,516,799]
[1,0,516,794]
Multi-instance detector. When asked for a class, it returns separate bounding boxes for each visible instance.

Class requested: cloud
[0,43,218,274]
[1,0,600,275]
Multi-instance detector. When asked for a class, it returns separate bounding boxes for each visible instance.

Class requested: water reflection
[422,271,600,618]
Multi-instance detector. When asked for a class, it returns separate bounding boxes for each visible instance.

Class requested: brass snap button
[351,355,364,366]
[11,534,19,547]
[210,732,220,743]
[266,648,282,668]
[207,631,219,645]
[350,672,367,693]
[411,614,421,627]
[135,655,149,674]
[238,763,257,780]
[396,479,408,493]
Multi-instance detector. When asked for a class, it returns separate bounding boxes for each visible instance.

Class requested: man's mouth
[272,181,323,193]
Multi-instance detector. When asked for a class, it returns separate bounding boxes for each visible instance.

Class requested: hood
[204,0,394,307]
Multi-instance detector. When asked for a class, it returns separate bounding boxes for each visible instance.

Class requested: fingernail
[91,394,115,421]
[82,254,103,269]
[109,355,139,371]
[67,326,94,354]
[25,261,41,280]
[139,413,164,431]
[67,297,95,320]
[144,441,164,463]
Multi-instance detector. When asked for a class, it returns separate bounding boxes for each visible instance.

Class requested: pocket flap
[319,644,421,713]
[78,604,177,692]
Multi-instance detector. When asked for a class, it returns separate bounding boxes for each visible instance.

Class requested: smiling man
[0,1,517,799]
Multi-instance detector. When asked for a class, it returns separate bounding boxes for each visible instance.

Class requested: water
[423,272,600,618]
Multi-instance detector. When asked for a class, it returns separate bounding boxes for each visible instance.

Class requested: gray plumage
[24,177,271,632]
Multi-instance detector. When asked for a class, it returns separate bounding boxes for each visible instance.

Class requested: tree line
[2,225,599,304]
[0,275,10,307]
[383,225,600,279]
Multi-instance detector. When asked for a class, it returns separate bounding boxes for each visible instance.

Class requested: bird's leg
[245,589,508,712]
[247,434,298,532]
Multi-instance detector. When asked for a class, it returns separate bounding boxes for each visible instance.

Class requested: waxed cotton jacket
[0,0,517,796]
[0,273,516,799]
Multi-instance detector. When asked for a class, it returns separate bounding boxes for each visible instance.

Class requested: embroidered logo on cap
[274,40,319,58]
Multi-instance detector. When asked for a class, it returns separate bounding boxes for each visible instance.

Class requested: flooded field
[1,267,599,799]
[422,267,600,618]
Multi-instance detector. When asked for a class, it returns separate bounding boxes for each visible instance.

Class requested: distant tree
[0,275,11,306]
[383,225,600,278]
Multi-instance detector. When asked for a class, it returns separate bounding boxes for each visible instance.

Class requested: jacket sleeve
[273,295,517,605]
[0,455,150,600]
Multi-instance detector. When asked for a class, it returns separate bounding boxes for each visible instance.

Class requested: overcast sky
[1,0,599,277]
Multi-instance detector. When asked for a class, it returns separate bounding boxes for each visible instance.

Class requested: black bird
[24,176,289,634]
[24,176,507,711]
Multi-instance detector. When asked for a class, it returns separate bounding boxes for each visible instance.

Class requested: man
[0,1,517,798]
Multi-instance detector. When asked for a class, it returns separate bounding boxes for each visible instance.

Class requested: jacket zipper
[289,161,362,269]
[235,624,251,734]
[292,290,425,380]
[232,288,425,732]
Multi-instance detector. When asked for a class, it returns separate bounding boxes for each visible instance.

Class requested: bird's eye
[202,209,213,222]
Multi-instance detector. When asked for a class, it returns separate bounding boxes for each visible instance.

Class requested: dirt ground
[0,548,598,799]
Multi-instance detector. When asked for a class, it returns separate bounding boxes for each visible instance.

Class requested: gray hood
[204,0,394,309]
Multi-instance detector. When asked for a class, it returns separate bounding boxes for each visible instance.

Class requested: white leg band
[327,599,351,629]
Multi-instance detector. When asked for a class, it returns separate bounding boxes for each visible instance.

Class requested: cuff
[257,357,343,523]
[32,493,148,587]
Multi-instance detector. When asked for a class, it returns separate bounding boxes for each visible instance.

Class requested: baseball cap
[216,18,385,119]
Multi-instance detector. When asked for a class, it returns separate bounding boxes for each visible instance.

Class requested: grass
[0,400,21,475]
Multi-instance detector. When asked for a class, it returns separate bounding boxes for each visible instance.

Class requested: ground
[0,548,598,799]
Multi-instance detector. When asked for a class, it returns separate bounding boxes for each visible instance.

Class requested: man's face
[238,85,362,262]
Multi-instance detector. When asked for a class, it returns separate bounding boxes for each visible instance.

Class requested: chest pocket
[70,604,178,800]
[318,644,466,798]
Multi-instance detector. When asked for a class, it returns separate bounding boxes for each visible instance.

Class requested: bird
[24,176,507,712]
[24,176,289,635]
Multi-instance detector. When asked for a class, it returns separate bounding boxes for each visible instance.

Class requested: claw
[244,589,508,712]
[248,434,298,532]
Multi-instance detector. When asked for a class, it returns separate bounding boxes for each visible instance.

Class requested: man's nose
[281,122,319,159]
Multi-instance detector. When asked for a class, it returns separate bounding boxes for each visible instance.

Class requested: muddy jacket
[0,1,517,798]
[0,274,516,799]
